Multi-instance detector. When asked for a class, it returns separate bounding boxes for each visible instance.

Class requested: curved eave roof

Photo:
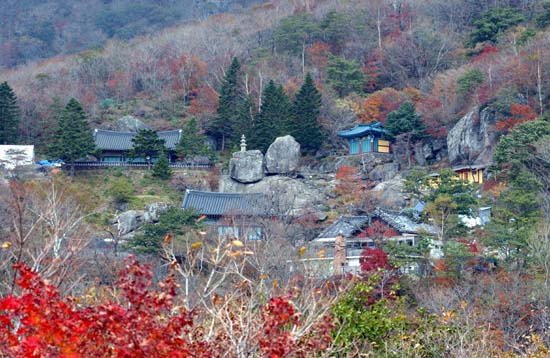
[181,190,268,216]
[94,129,182,151]
[337,123,386,139]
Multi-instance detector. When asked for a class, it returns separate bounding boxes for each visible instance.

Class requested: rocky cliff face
[447,106,498,165]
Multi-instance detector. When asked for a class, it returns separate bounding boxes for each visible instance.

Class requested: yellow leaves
[1,241,11,249]
[260,273,268,280]
[231,240,243,247]
[298,246,306,257]
[273,279,279,288]
[190,241,203,250]
[440,310,456,323]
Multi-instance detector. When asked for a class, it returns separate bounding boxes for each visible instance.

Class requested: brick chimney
[334,232,346,276]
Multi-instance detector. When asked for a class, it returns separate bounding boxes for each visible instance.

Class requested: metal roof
[93,129,182,151]
[181,190,268,216]
[316,208,437,240]
[337,122,386,139]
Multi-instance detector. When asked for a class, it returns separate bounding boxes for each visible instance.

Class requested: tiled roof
[317,216,370,239]
[94,129,182,151]
[337,122,386,139]
[376,208,437,235]
[316,209,437,240]
[181,190,268,216]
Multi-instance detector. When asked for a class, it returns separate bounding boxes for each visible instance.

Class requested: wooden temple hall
[93,129,182,162]
[337,122,391,155]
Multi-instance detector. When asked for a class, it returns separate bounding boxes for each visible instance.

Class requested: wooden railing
[67,161,212,169]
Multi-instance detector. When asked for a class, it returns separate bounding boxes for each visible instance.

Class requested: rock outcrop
[265,135,300,174]
[447,107,497,165]
[115,115,149,132]
[117,210,145,235]
[229,150,265,183]
[143,202,170,223]
[220,175,325,218]
[413,138,446,166]
[369,162,399,182]
[371,177,406,209]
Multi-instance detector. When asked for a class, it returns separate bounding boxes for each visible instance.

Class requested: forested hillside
[1,0,549,154]
[3,1,550,356]
[0,0,264,68]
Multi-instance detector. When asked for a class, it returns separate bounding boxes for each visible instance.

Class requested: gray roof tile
[181,190,268,216]
[316,209,437,239]
[94,129,182,151]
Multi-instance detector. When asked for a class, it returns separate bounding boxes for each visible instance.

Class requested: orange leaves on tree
[307,42,331,69]
[496,103,537,132]
[356,87,409,124]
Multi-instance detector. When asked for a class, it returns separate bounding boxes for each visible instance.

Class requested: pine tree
[385,102,425,167]
[152,152,173,180]
[248,80,291,153]
[49,98,95,176]
[177,118,210,160]
[0,82,20,144]
[210,57,245,151]
[291,73,324,155]
[129,129,165,170]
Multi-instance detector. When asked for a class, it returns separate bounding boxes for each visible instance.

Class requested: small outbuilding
[337,122,391,155]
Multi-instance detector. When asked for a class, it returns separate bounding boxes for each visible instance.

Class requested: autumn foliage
[0,258,335,357]
[496,103,537,131]
[0,259,206,357]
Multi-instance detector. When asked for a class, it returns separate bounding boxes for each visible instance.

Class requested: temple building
[337,122,391,155]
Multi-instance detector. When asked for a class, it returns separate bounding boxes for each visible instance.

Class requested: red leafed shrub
[258,297,334,358]
[0,258,209,357]
[496,103,537,132]
[360,247,392,273]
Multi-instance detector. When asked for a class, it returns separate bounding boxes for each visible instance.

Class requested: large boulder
[115,115,149,132]
[229,150,264,183]
[117,210,145,235]
[371,177,406,209]
[265,135,300,174]
[220,175,325,218]
[447,107,497,165]
[369,162,399,182]
[143,202,170,223]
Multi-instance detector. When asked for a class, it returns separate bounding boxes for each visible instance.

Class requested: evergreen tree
[385,102,425,140]
[326,54,365,97]
[385,102,425,167]
[152,151,173,180]
[177,118,210,159]
[290,73,324,155]
[49,98,95,176]
[248,80,291,153]
[0,82,20,144]
[129,129,165,169]
[210,57,245,151]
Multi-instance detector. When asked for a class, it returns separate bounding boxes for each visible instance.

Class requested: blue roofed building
[337,122,391,155]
